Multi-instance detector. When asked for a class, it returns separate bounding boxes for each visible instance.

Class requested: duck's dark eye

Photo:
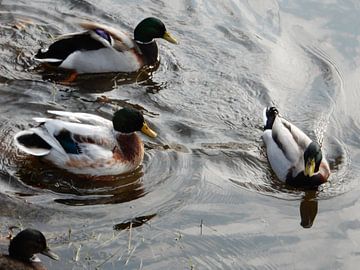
[36,238,43,245]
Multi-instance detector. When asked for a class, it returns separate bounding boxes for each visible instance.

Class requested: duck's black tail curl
[263,106,279,130]
[14,130,52,156]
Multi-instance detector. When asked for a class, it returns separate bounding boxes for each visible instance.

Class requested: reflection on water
[1,0,360,269]
[38,62,161,93]
[113,213,156,231]
[300,191,318,228]
[16,156,146,206]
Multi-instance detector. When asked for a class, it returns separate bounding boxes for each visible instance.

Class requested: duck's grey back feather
[47,110,113,128]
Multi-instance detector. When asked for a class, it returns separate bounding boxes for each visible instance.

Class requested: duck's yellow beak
[163,31,178,44]
[304,158,316,177]
[141,122,157,138]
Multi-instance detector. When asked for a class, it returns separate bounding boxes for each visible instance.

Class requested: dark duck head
[133,17,178,66]
[0,228,59,270]
[303,142,323,178]
[288,141,328,188]
[8,229,59,262]
[112,107,157,138]
[134,17,178,44]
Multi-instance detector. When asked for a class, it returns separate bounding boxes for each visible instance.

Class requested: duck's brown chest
[0,255,47,270]
[115,133,144,166]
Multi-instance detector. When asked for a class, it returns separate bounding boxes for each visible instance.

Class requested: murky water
[0,0,360,269]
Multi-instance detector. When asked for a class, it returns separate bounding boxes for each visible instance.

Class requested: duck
[14,108,157,176]
[34,17,178,80]
[0,228,59,270]
[262,107,330,187]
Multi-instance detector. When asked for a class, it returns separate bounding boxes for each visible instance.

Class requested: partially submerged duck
[14,108,157,176]
[34,17,178,79]
[0,228,59,270]
[262,107,330,187]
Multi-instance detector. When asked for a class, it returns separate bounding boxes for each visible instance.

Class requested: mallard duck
[0,228,59,270]
[34,17,178,78]
[14,108,157,176]
[262,107,330,187]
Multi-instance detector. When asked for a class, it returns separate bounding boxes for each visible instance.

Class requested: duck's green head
[9,228,59,262]
[134,17,178,44]
[304,142,322,177]
[113,108,157,138]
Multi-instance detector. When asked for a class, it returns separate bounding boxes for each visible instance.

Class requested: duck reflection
[263,175,320,228]
[299,190,318,228]
[15,157,146,206]
[38,63,163,93]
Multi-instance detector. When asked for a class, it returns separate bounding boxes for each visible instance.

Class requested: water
[0,0,359,269]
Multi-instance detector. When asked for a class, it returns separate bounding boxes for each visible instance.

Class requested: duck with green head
[0,228,59,270]
[14,108,157,176]
[262,107,330,187]
[35,17,178,77]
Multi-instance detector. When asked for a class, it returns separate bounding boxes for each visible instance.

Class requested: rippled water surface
[1,0,360,269]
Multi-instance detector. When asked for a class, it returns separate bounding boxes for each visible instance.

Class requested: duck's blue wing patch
[94,29,111,43]
[54,129,82,154]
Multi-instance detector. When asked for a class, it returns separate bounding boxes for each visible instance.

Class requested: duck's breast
[0,254,47,270]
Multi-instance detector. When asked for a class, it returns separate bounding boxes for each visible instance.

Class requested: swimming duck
[0,228,59,270]
[262,107,330,187]
[34,17,178,79]
[14,108,157,176]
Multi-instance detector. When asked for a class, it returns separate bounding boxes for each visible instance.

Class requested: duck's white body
[59,47,142,73]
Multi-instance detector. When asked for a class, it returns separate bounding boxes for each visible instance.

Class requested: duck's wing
[263,116,299,181]
[45,120,116,159]
[35,22,137,65]
[278,117,312,152]
[271,116,312,164]
[46,120,116,162]
[46,110,113,128]
[79,21,136,52]
[35,31,106,65]
[14,118,115,159]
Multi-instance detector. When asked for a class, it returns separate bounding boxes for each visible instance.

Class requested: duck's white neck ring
[135,39,155,45]
[30,255,41,262]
